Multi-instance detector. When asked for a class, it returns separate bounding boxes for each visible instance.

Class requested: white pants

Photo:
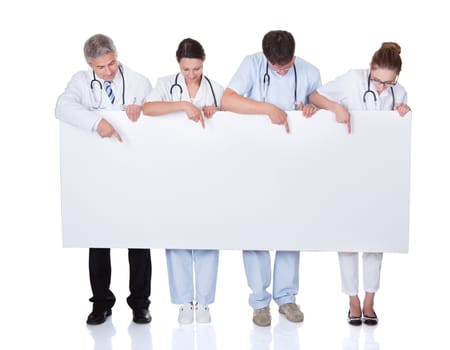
[166,249,219,305]
[338,252,383,295]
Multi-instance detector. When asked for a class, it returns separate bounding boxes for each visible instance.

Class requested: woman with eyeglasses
[309,42,411,326]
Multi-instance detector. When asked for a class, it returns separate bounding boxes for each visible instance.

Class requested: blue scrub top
[227,52,322,110]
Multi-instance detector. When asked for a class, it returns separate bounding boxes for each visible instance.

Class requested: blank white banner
[59,110,411,252]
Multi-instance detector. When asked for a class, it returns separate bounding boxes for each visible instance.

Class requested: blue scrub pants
[243,250,299,310]
[166,249,219,305]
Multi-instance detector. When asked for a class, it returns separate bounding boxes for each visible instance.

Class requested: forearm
[310,91,350,124]
[309,91,342,114]
[55,95,100,131]
[221,88,273,115]
[142,101,189,116]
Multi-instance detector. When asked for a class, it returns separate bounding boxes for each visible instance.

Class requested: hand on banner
[96,119,123,142]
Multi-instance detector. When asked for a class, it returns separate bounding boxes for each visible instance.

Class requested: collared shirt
[227,52,321,110]
[316,69,408,110]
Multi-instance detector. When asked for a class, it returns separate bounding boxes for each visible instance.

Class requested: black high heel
[347,310,362,326]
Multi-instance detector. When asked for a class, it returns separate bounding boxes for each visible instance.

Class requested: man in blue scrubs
[221,30,321,327]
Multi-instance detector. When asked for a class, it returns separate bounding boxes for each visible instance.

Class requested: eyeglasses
[370,74,398,88]
[268,58,295,74]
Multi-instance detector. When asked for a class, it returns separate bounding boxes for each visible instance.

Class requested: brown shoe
[279,303,304,323]
[253,306,271,327]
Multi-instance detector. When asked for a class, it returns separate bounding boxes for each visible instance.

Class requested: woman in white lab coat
[309,42,411,326]
[143,38,223,324]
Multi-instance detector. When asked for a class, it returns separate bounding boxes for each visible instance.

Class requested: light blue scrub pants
[166,249,219,305]
[243,250,299,310]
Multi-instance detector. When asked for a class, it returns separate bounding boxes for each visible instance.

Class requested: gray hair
[83,34,117,62]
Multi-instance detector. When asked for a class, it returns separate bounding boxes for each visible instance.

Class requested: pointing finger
[284,120,290,134]
[114,131,123,143]
[200,114,205,129]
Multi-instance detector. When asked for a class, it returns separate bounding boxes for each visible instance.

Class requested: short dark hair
[262,30,295,66]
[176,38,205,62]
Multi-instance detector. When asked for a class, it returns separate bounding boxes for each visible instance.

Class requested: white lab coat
[147,74,223,108]
[55,64,152,131]
[317,68,409,295]
[316,68,407,110]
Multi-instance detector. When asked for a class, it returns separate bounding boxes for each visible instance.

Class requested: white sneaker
[178,303,194,324]
[195,303,211,323]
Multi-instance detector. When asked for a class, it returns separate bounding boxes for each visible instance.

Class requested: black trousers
[89,248,152,312]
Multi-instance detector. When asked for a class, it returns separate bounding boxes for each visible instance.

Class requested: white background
[0,0,449,349]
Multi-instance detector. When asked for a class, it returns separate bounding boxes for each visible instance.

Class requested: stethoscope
[169,73,218,107]
[263,61,299,110]
[362,73,395,110]
[90,64,125,109]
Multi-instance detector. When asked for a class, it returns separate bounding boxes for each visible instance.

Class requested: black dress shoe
[363,312,378,326]
[86,309,112,325]
[347,310,362,326]
[133,308,152,324]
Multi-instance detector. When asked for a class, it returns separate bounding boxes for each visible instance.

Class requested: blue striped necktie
[104,81,115,104]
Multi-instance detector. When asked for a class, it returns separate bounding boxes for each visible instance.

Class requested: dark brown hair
[176,38,205,62]
[262,30,295,66]
[371,42,402,73]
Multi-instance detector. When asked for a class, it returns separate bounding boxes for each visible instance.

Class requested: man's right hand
[96,119,123,142]
[267,105,290,133]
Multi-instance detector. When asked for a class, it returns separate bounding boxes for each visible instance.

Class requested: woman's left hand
[125,104,142,122]
[394,103,411,117]
[299,103,318,118]
[202,105,220,118]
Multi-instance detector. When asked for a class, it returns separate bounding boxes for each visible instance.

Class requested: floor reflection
[250,324,272,350]
[87,318,116,350]
[85,313,379,350]
[273,317,301,350]
[342,324,380,350]
[171,324,217,350]
[250,317,301,350]
[363,326,379,350]
[128,322,153,350]
[88,319,154,350]
[342,325,361,350]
